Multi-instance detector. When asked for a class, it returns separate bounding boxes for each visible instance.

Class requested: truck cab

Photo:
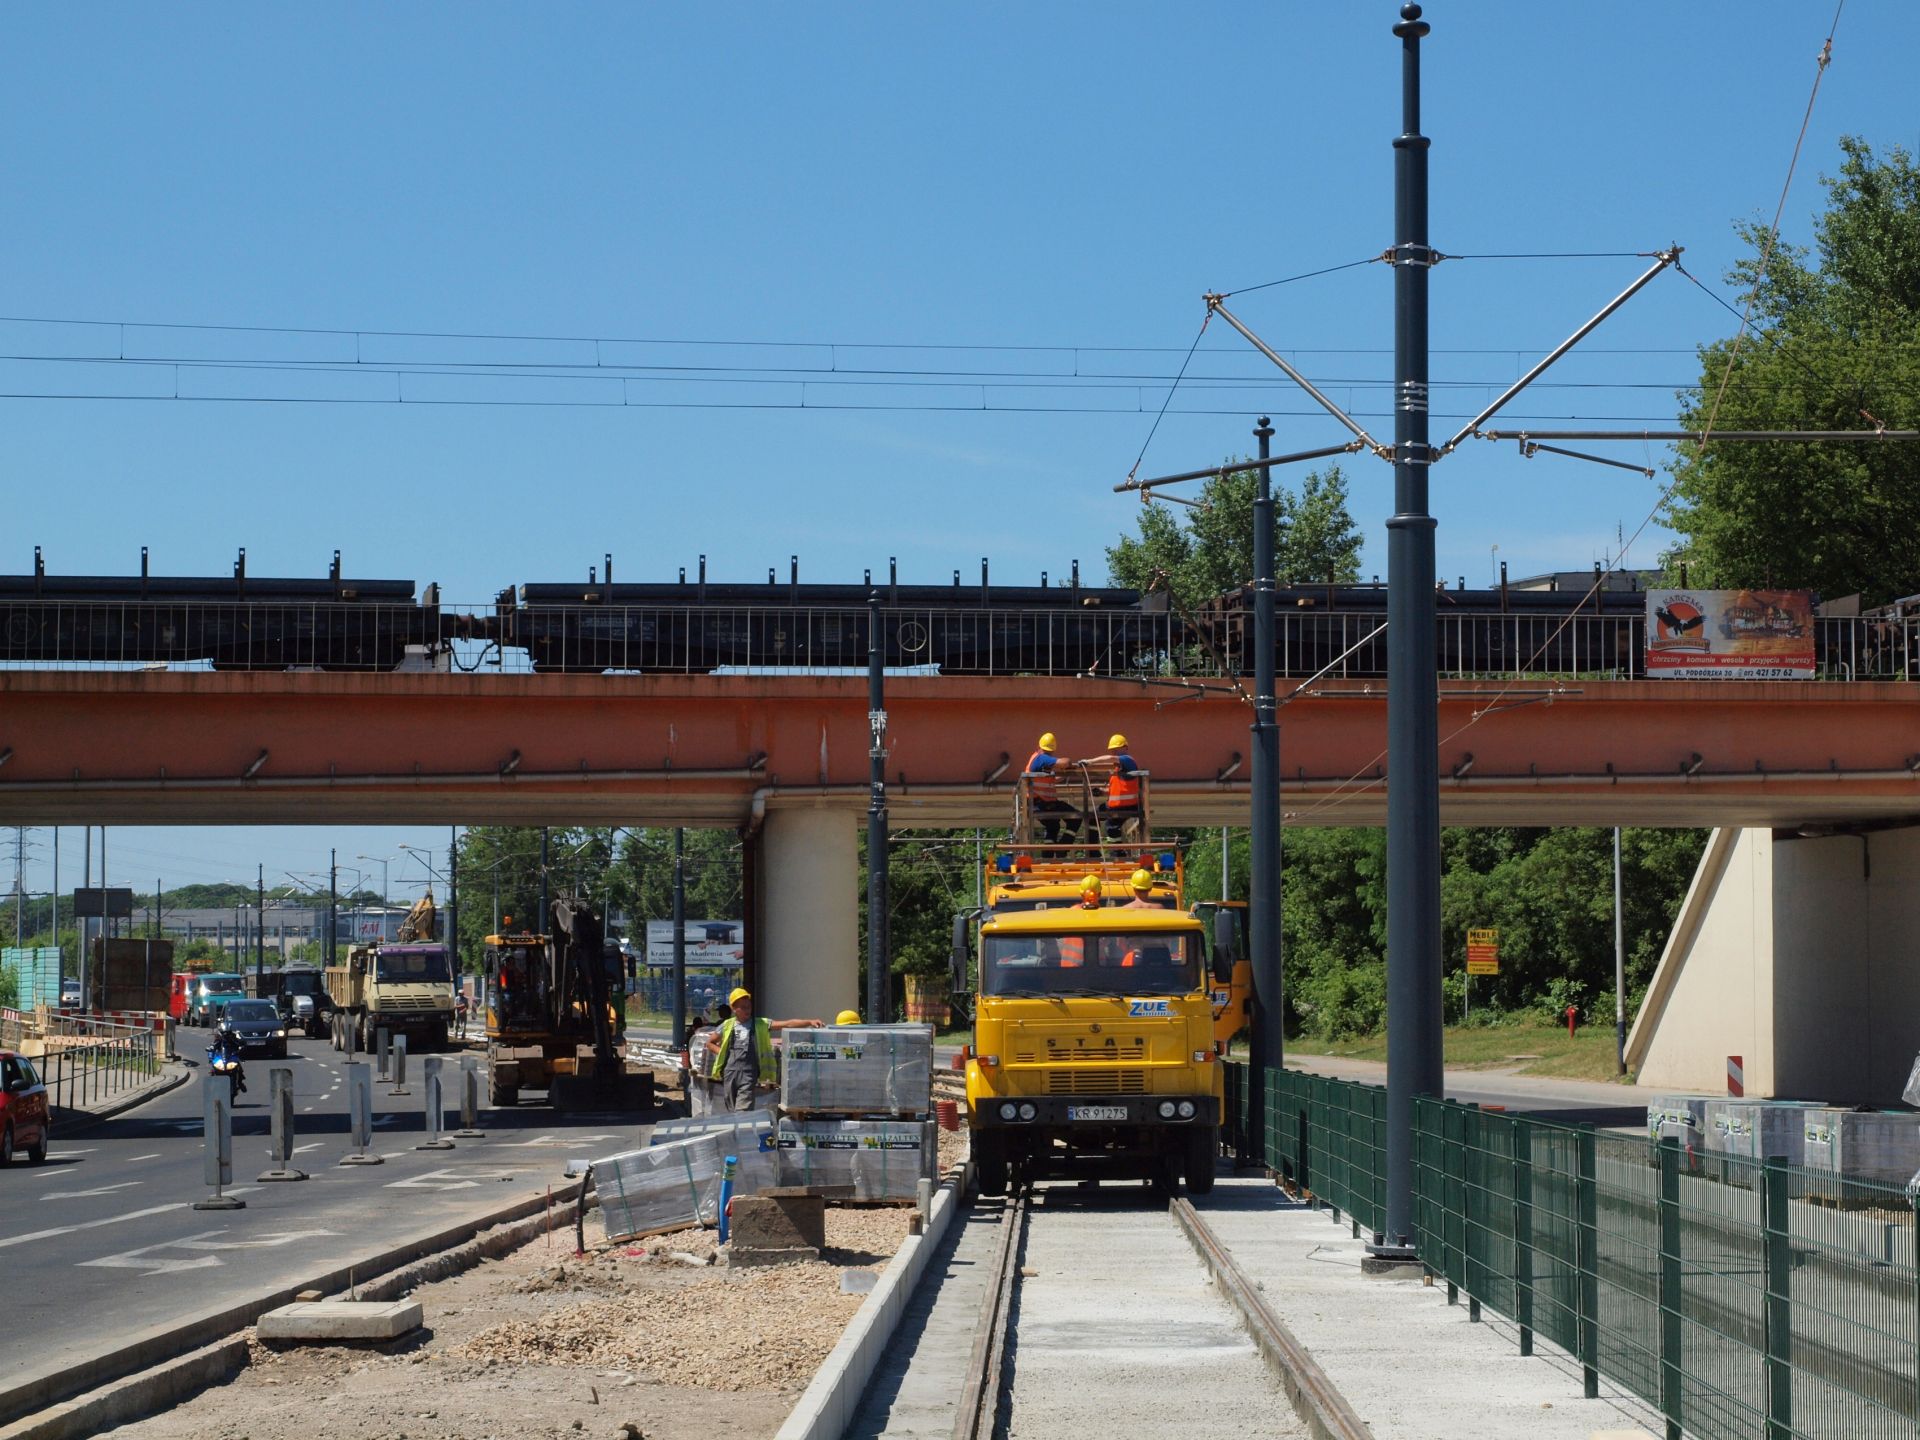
[326,943,455,1052]
[181,972,246,1028]
[956,905,1226,1196]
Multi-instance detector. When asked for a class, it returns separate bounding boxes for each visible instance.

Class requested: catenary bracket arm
[1204,295,1389,458]
[1439,247,1681,456]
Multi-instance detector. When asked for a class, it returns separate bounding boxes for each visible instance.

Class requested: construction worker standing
[1023,732,1079,846]
[704,987,825,1113]
[1087,733,1144,839]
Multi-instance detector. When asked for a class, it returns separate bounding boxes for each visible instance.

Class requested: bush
[1541,975,1590,1026]
[1301,961,1387,1040]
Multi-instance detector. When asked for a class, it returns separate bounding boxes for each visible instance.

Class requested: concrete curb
[52,1061,193,1135]
[0,1338,250,1440]
[0,1178,591,1436]
[773,1168,965,1440]
[1171,1196,1376,1440]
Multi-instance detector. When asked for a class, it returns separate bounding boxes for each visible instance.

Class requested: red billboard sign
[1646,589,1815,679]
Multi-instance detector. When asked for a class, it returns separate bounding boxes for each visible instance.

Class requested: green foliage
[1665,137,1920,602]
[0,964,16,1008]
[1106,461,1362,607]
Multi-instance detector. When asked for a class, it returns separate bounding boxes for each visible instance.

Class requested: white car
[58,980,81,1011]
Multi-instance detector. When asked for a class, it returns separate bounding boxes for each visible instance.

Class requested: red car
[0,1051,50,1166]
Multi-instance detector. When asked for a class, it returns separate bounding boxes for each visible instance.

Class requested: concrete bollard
[417,1056,455,1150]
[258,1066,308,1181]
[343,1013,358,1057]
[194,1072,246,1210]
[455,1055,484,1138]
[376,1026,391,1080]
[390,1034,410,1096]
[340,1061,383,1166]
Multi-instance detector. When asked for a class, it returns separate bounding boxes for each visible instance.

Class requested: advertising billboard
[1646,589,1815,679]
[644,919,744,969]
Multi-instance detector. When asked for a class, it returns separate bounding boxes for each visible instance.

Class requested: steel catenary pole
[1250,415,1284,1152]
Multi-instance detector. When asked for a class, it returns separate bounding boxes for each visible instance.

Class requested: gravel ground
[111,1204,916,1440]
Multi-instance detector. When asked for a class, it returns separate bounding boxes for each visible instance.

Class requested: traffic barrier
[339,1061,381,1166]
[454,1055,483,1138]
[417,1056,453,1150]
[257,1066,307,1182]
[194,1073,245,1210]
[390,1034,410,1096]
[376,1026,391,1080]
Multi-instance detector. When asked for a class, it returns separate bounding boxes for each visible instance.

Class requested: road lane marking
[385,1168,515,1191]
[74,1227,328,1276]
[502,1133,616,1148]
[123,1153,162,1163]
[293,1143,322,1154]
[42,1181,143,1201]
[0,1203,193,1250]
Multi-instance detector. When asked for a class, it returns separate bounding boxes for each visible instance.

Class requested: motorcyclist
[208,1022,248,1096]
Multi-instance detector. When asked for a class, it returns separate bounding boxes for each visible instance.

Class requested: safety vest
[1058,937,1085,968]
[708,1016,776,1082]
[1107,760,1140,809]
[1026,750,1059,802]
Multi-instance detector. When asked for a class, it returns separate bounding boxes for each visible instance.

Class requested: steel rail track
[951,1192,1028,1440]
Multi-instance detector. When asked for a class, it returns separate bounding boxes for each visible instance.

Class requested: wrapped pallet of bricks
[687,1025,721,1118]
[1646,1095,1710,1150]
[775,1116,936,1202]
[649,1110,779,1196]
[1703,1099,1823,1181]
[780,1023,934,1116]
[594,1132,728,1242]
[1802,1108,1920,1185]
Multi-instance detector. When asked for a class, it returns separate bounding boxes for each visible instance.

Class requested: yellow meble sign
[1466,927,1500,976]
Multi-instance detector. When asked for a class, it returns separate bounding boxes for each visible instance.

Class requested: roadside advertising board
[644,919,744,969]
[1646,589,1815,679]
[1466,927,1500,976]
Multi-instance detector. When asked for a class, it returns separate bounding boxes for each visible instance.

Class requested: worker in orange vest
[1085,733,1143,840]
[1023,732,1079,846]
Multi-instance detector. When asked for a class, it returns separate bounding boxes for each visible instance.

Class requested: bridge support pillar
[756,807,860,1025]
[1630,824,1920,1105]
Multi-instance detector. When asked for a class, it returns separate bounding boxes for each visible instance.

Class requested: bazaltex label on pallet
[774,1117,937,1202]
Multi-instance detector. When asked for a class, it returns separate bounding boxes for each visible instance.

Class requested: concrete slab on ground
[256,1300,422,1342]
[1195,1176,1665,1440]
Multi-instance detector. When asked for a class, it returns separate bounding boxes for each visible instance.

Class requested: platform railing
[1222,1062,1920,1440]
[33,1015,161,1121]
[0,598,1914,681]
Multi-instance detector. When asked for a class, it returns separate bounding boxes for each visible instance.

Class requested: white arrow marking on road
[78,1225,335,1275]
[171,1228,336,1252]
[42,1181,143,1201]
[384,1168,515,1191]
[0,1203,193,1251]
[503,1134,616,1148]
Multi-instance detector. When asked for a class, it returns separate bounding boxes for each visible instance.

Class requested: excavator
[482,897,653,1112]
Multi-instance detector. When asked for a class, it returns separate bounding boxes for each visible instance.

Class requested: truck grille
[1015,1042,1147,1063]
[381,997,437,1012]
[1046,1069,1146,1095]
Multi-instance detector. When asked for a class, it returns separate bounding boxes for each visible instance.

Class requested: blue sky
[4,2,1911,896]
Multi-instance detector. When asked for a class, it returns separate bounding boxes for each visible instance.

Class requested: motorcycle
[206,1030,248,1096]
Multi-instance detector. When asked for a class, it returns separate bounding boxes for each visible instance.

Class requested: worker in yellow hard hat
[1122,867,1160,908]
[834,1008,862,1026]
[1078,874,1104,909]
[1023,731,1080,847]
[704,986,826,1112]
[1085,732,1144,840]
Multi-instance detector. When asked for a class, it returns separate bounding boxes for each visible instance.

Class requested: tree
[1664,137,1920,603]
[1106,461,1362,607]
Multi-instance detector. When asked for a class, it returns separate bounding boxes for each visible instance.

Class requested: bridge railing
[1,598,1915,680]
[1222,1062,1920,1439]
[38,1017,160,1121]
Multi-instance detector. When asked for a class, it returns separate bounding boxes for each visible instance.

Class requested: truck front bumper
[971,1095,1219,1129]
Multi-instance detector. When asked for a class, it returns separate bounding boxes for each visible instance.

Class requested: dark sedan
[221,1000,288,1058]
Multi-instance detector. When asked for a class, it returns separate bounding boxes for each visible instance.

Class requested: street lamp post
[356,855,392,940]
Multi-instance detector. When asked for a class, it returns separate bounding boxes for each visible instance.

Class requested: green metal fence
[1222,1062,1920,1439]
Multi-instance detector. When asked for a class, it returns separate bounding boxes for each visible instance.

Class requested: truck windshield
[281,972,322,994]
[200,976,244,995]
[981,932,1197,998]
[376,950,452,985]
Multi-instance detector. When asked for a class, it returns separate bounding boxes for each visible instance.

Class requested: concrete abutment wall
[756,806,860,1024]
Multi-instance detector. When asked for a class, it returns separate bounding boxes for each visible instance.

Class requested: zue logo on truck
[1127,998,1171,1017]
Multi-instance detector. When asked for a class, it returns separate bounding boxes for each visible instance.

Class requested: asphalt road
[1,1025,662,1394]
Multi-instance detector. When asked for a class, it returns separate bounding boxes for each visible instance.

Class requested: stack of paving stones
[775,1023,937,1203]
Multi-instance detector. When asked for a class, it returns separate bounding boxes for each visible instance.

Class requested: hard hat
[835,1009,862,1026]
[1080,874,1103,893]
[1108,733,1128,750]
[727,987,752,1006]
[1038,732,1058,753]
[1129,868,1154,892]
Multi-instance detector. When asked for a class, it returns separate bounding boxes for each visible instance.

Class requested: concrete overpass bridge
[4,667,1917,1102]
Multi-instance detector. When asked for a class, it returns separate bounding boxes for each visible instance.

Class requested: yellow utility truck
[952,903,1231,1195]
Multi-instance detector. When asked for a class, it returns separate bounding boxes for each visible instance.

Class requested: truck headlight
[1177,1101,1196,1119]
[999,1102,1019,1121]
[1158,1100,1177,1119]
[1018,1103,1036,1121]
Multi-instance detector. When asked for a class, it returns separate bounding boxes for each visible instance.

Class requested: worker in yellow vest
[705,987,824,1112]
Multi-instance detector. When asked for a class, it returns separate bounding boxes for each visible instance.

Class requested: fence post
[1762,1155,1792,1440]
[1657,1134,1683,1437]
[1465,1103,1483,1322]
[1513,1120,1534,1357]
[258,1066,307,1181]
[1445,1102,1464,1304]
[1577,1125,1600,1400]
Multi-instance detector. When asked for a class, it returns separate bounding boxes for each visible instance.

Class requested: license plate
[1067,1105,1128,1122]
